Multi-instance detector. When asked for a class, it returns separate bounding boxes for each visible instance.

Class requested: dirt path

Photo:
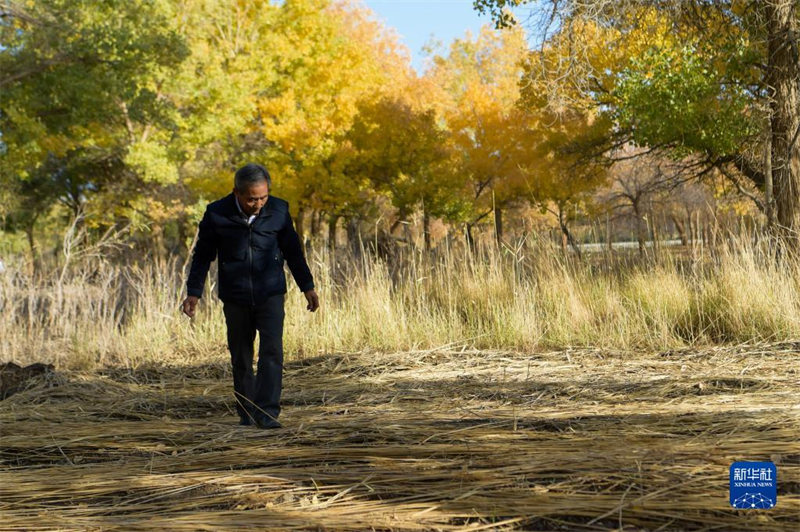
[1,345,798,530]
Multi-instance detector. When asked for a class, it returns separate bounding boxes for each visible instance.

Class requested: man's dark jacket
[186,193,314,305]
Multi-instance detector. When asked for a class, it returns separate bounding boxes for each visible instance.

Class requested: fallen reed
[1,343,797,530]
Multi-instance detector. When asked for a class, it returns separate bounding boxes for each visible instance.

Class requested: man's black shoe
[254,416,282,429]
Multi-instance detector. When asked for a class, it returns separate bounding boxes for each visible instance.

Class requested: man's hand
[182,296,199,318]
[304,289,319,312]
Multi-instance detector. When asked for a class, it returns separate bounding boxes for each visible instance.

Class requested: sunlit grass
[2,231,800,369]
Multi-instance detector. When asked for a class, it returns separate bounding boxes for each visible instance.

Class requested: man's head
[233,163,271,216]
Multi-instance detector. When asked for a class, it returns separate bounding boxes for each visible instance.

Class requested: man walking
[181,163,319,429]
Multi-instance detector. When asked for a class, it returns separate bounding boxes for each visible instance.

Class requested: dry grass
[1,342,798,530]
[4,232,800,369]
[2,232,799,528]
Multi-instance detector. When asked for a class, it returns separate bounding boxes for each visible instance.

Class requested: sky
[362,0,522,74]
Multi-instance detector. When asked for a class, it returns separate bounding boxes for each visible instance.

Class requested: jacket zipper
[248,223,255,305]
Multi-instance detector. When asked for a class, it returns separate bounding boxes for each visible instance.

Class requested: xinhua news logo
[729,461,777,509]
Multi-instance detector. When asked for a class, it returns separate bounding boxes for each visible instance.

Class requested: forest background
[2,0,800,368]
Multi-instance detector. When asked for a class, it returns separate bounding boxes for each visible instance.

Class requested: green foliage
[171,0,282,200]
[472,0,522,29]
[1,0,187,139]
[613,43,759,158]
[0,0,190,236]
[124,140,179,184]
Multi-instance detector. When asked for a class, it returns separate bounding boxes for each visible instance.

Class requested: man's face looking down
[234,181,269,217]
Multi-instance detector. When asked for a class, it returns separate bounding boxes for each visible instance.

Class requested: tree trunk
[494,205,503,245]
[328,214,338,251]
[346,217,361,258]
[465,223,476,252]
[649,208,659,254]
[697,212,703,249]
[764,129,775,229]
[295,206,306,247]
[25,222,40,277]
[311,209,321,239]
[403,218,413,248]
[177,211,190,259]
[671,214,688,246]
[423,206,431,251]
[558,204,582,259]
[632,200,646,256]
[766,0,800,255]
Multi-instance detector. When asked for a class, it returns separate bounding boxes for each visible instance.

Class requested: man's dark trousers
[222,293,285,422]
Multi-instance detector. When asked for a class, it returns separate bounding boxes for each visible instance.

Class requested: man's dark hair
[234,163,271,191]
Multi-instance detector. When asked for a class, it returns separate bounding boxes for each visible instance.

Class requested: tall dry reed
[1,230,799,369]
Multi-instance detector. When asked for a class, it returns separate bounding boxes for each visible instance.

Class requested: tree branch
[717,163,765,213]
